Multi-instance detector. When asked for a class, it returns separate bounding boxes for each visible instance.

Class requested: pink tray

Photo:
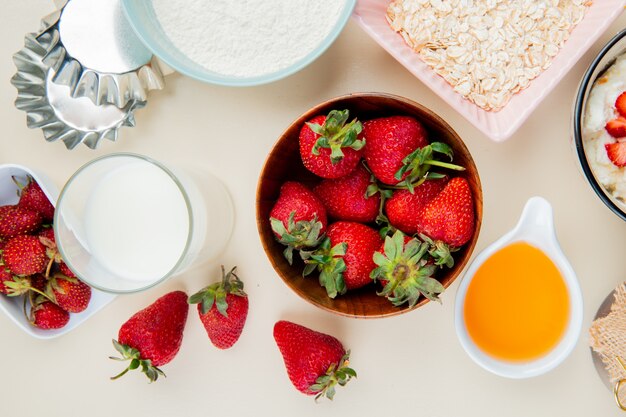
[353,0,626,142]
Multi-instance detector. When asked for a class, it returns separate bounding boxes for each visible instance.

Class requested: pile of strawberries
[604,91,626,167]
[0,176,91,330]
[269,109,475,307]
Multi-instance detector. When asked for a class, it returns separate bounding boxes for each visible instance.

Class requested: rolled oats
[386,0,591,111]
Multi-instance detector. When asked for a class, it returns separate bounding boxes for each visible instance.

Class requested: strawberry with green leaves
[188,266,248,349]
[270,182,327,265]
[273,320,356,400]
[45,272,92,313]
[110,291,188,382]
[14,176,55,221]
[371,231,445,307]
[363,116,463,190]
[299,109,365,179]
[0,205,42,239]
[1,235,47,276]
[313,165,381,223]
[415,177,475,247]
[303,221,382,297]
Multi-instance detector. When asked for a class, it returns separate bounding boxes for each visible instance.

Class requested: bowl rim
[121,0,356,87]
[573,28,626,223]
[255,92,483,318]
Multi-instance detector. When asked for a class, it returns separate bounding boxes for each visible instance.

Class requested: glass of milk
[54,153,233,293]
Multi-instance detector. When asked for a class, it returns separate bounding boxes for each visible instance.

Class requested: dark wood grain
[256,93,483,318]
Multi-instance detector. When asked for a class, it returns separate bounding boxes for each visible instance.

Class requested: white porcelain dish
[454,197,583,378]
[354,0,626,142]
[0,164,116,339]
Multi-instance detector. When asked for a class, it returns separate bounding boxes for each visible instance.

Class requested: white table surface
[1,2,626,416]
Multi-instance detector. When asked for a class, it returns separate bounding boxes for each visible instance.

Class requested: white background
[1,2,625,416]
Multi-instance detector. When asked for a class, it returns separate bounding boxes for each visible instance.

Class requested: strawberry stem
[109,339,166,383]
[45,257,54,278]
[188,265,245,317]
[310,350,356,401]
[308,110,364,164]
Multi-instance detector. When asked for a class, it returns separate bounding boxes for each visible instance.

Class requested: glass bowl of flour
[121,0,355,86]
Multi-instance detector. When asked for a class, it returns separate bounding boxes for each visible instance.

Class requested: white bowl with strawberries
[257,93,483,318]
[0,164,115,339]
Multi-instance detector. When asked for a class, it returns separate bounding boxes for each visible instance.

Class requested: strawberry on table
[605,117,626,138]
[299,109,365,179]
[303,221,382,297]
[14,176,55,222]
[371,231,445,307]
[273,320,356,400]
[110,291,189,382]
[313,165,381,223]
[188,266,248,350]
[46,272,91,313]
[1,235,47,276]
[385,177,447,235]
[0,205,42,239]
[31,301,69,330]
[270,182,327,265]
[416,177,475,247]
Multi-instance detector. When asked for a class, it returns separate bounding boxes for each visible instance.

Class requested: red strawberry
[371,231,445,307]
[304,221,382,296]
[36,229,76,278]
[606,117,626,138]
[363,116,429,185]
[38,227,55,241]
[299,110,365,179]
[616,92,626,118]
[0,205,42,239]
[416,177,475,247]
[31,301,69,330]
[0,268,15,295]
[313,165,380,223]
[46,273,91,313]
[273,320,355,400]
[2,235,47,276]
[59,262,76,278]
[30,274,48,292]
[385,178,448,234]
[269,182,328,264]
[15,177,55,221]
[363,116,464,188]
[188,266,248,349]
[606,142,626,167]
[110,291,188,382]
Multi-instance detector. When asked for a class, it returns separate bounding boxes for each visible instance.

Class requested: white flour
[152,0,346,78]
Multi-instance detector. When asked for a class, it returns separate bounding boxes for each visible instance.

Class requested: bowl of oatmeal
[574,29,626,221]
[121,0,355,86]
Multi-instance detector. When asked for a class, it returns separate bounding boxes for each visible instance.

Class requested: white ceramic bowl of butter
[455,197,583,378]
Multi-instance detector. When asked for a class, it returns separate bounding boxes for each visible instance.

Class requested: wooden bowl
[256,93,483,318]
